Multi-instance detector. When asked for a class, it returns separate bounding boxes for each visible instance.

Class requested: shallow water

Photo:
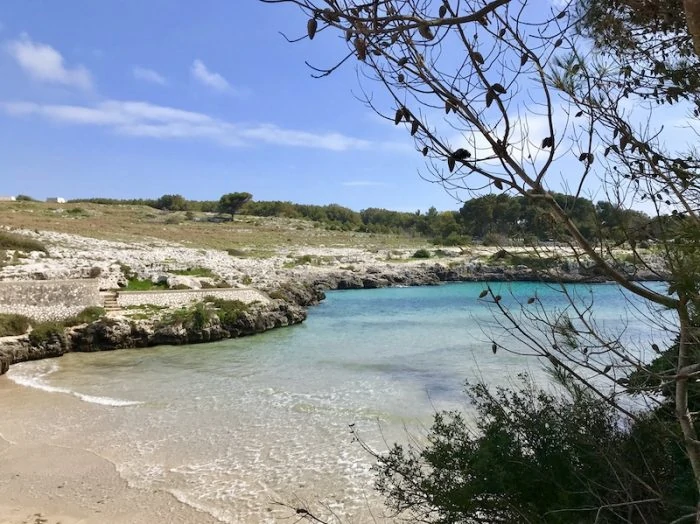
[4,281,673,522]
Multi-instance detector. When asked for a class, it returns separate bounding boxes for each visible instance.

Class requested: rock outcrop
[0,300,306,375]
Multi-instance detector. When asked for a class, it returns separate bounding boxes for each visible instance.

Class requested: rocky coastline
[0,298,307,376]
[0,227,669,377]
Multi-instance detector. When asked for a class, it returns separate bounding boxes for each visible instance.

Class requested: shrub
[206,298,249,326]
[124,278,168,291]
[227,248,247,257]
[372,375,692,523]
[412,249,431,259]
[165,215,182,225]
[88,266,102,278]
[0,313,32,337]
[28,321,65,345]
[171,267,216,278]
[15,194,35,202]
[63,306,106,326]
[0,231,47,253]
[482,232,508,246]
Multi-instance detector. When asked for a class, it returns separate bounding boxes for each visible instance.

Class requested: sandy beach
[0,378,220,524]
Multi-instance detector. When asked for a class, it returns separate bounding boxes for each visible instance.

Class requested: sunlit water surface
[5,282,672,522]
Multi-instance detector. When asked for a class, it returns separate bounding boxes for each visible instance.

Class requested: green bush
[172,267,216,278]
[411,249,431,259]
[0,313,32,337]
[124,278,168,291]
[0,231,47,253]
[28,321,65,345]
[63,306,106,326]
[205,298,249,325]
[373,375,693,523]
[226,248,248,257]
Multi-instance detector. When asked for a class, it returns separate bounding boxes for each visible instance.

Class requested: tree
[155,193,188,211]
[217,192,252,221]
[263,0,700,519]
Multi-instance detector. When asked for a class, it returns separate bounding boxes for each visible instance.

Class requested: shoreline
[0,378,223,524]
[0,264,667,378]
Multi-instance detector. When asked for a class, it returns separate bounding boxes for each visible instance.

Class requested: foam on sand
[7,361,142,407]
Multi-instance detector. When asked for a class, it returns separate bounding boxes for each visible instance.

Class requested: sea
[2,281,674,522]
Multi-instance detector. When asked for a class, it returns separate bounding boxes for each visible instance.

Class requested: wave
[7,363,142,407]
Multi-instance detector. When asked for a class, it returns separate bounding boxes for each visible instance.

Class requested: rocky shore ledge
[0,297,308,376]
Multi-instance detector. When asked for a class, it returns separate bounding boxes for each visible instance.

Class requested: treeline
[70,193,659,245]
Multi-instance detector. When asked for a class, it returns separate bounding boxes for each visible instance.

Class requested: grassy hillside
[0,201,427,251]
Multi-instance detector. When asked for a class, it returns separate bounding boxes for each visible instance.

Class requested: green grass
[28,321,65,345]
[0,313,32,337]
[63,306,106,326]
[0,231,47,253]
[171,267,217,278]
[124,278,169,291]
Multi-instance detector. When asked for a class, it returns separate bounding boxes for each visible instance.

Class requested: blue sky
[0,2,692,215]
[0,1,455,211]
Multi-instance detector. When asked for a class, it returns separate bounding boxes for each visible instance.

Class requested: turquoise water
[5,282,673,522]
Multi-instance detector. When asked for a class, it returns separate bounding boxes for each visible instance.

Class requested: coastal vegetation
[0,230,47,253]
[0,307,106,343]
[65,192,661,246]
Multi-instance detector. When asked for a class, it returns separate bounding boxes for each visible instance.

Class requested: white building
[0,196,16,202]
[46,197,66,203]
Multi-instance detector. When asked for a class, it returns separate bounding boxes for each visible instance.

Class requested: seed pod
[307,18,318,40]
[411,120,420,136]
[345,28,353,41]
[520,53,528,66]
[402,107,411,121]
[397,57,409,67]
[492,83,506,94]
[447,156,456,172]
[421,146,429,156]
[493,178,503,190]
[527,297,536,304]
[418,24,434,40]
[453,148,471,160]
[479,289,488,298]
[471,51,485,65]
[439,5,447,17]
[394,108,403,125]
[492,342,497,354]
[354,37,367,61]
[603,364,612,374]
[494,295,502,302]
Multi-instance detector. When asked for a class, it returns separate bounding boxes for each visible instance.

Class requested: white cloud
[190,59,233,93]
[5,34,92,90]
[0,99,381,151]
[132,66,167,86]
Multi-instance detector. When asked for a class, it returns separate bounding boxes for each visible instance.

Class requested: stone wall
[0,279,102,321]
[116,288,271,309]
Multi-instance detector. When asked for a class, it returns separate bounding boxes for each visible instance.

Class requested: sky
[0,1,459,212]
[0,1,692,214]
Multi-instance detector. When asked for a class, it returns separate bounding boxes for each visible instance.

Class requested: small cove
[2,281,673,522]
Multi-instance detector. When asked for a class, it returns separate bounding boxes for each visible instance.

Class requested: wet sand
[0,378,220,524]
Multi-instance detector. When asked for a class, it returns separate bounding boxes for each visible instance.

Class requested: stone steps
[101,291,121,312]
